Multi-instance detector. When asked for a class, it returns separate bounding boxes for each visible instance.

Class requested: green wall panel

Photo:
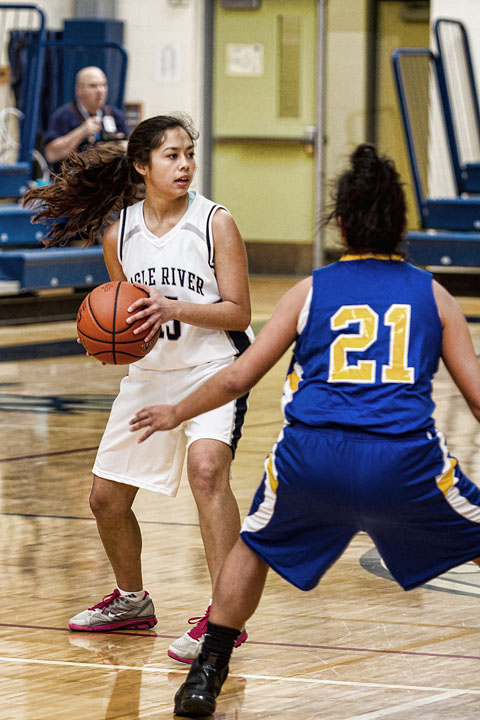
[212,0,317,245]
[213,142,315,242]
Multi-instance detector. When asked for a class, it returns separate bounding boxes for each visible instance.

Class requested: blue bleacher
[392,44,480,267]
[0,245,106,291]
[0,196,107,291]
[434,18,480,195]
[406,230,480,268]
[0,3,125,294]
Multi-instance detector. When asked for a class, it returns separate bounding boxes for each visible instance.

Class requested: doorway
[210,0,318,273]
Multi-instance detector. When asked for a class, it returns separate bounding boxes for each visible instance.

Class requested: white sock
[118,587,145,602]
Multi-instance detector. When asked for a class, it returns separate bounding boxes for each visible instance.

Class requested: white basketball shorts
[92,357,248,496]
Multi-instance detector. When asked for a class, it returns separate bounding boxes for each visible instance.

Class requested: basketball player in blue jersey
[130,143,480,717]
[24,115,251,662]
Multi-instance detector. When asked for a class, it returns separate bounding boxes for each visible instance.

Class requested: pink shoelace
[88,588,121,611]
[187,606,211,640]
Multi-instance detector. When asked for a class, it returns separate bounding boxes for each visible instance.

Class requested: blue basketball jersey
[283,255,443,434]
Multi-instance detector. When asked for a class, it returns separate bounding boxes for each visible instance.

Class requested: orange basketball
[76,281,158,365]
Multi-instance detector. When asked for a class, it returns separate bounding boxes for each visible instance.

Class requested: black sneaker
[173,652,229,717]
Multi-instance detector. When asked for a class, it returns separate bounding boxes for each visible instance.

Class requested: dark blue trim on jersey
[231,391,249,458]
[227,330,252,355]
[119,206,127,262]
[227,327,252,457]
[205,205,217,269]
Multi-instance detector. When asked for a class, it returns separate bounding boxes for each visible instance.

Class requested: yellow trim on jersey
[288,368,300,393]
[340,254,404,262]
[267,454,278,493]
[437,457,458,496]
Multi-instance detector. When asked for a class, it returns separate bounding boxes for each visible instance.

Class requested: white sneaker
[168,605,247,664]
[69,588,157,632]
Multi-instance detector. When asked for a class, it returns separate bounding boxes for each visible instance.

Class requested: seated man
[43,66,130,174]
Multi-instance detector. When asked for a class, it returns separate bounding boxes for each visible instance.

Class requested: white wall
[323,0,369,250]
[325,0,369,173]
[116,0,205,190]
[117,0,204,124]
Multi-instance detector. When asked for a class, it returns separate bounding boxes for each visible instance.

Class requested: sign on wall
[156,43,183,83]
[225,43,264,76]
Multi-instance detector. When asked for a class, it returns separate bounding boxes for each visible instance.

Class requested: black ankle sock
[200,621,239,668]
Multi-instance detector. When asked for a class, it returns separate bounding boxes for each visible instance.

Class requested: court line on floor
[0,655,479,697]
[0,511,199,527]
[0,623,479,661]
[342,690,467,719]
[0,446,98,462]
[0,434,275,464]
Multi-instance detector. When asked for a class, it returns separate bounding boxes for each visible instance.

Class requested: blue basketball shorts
[240,423,480,591]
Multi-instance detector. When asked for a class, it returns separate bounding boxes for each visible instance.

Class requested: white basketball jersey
[118,192,253,371]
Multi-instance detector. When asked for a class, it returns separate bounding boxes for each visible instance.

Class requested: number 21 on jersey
[328,304,415,384]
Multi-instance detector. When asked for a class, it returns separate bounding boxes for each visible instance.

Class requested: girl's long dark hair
[324,143,407,256]
[24,113,199,247]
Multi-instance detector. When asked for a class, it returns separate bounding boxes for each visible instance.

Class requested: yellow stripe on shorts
[267,453,278,493]
[437,457,457,496]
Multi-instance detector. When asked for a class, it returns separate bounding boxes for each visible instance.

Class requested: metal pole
[202,0,214,198]
[313,0,327,269]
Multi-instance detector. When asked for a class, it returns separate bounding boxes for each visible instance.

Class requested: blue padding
[422,198,480,231]
[462,163,480,193]
[407,230,480,267]
[0,246,108,290]
[0,203,48,246]
[0,163,32,198]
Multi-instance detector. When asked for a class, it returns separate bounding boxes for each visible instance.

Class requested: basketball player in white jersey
[24,114,252,663]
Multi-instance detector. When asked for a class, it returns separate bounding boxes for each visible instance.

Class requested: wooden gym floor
[1,276,480,720]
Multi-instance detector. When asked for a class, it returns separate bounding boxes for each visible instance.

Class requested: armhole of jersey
[206,204,227,270]
[297,285,313,335]
[425,269,443,333]
[118,206,128,263]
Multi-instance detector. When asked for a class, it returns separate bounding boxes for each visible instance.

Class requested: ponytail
[324,143,407,256]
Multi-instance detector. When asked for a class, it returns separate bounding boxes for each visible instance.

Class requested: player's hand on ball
[130,405,178,442]
[77,337,107,364]
[127,283,175,342]
[77,337,89,354]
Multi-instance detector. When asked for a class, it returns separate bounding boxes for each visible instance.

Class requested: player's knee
[189,459,228,497]
[89,488,129,521]
[89,489,111,519]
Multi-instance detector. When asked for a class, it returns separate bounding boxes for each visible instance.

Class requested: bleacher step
[407,230,480,267]
[0,164,32,199]
[0,246,108,292]
[0,203,46,246]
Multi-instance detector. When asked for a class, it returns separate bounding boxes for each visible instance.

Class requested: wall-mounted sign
[156,44,183,83]
[226,43,264,76]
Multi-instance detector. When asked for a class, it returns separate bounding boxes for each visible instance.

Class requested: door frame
[203,0,327,268]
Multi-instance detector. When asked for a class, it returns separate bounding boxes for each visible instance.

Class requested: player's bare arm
[103,221,127,281]
[433,279,480,421]
[76,223,127,360]
[129,277,312,442]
